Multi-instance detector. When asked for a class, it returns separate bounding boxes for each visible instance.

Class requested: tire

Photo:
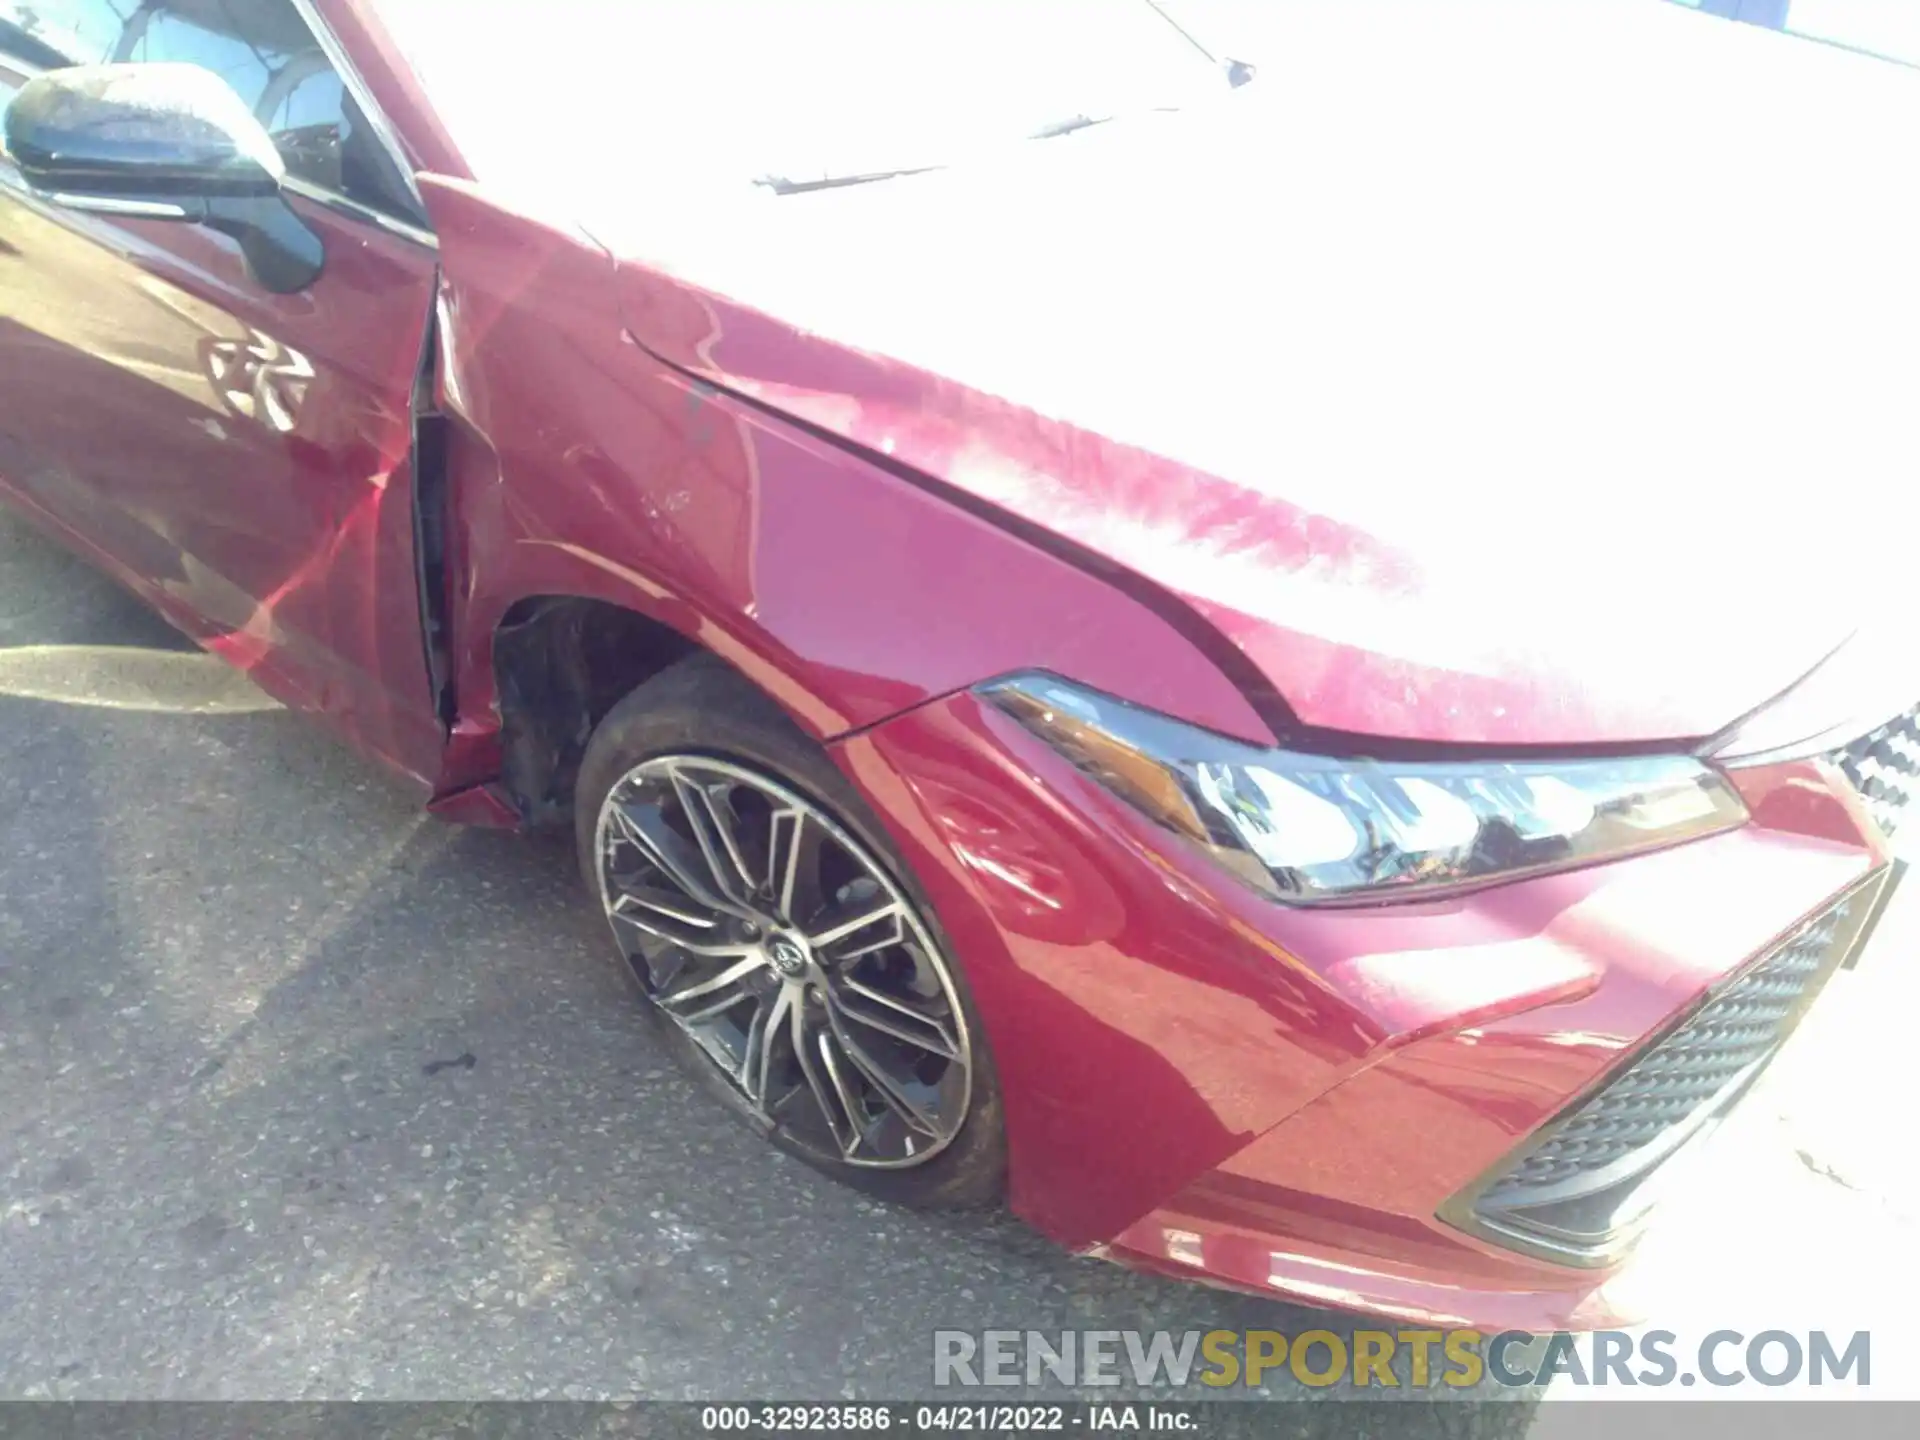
[574,653,1005,1208]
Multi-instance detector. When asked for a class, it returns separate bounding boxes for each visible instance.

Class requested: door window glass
[1,1,424,226]
[0,1,120,69]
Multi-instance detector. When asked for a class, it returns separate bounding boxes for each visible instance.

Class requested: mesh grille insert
[1492,899,1848,1195]
[1831,705,1920,841]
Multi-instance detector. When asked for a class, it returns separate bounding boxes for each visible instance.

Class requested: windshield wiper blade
[751,114,1103,194]
[1030,113,1109,140]
[755,89,1223,197]
[753,113,1111,195]
[753,165,945,195]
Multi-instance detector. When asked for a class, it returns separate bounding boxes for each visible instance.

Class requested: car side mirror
[3,62,324,293]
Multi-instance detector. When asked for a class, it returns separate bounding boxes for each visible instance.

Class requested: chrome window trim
[282,172,437,249]
[46,191,192,218]
[279,0,434,235]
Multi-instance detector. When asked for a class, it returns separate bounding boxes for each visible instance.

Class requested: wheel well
[492,596,698,826]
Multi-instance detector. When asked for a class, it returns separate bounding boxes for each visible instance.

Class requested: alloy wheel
[593,756,973,1168]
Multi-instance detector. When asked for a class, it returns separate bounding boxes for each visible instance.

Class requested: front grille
[1497,900,1848,1195]
[1459,884,1871,1264]
[1831,704,1920,841]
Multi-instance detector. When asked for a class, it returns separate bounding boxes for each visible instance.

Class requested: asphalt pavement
[0,504,1911,1427]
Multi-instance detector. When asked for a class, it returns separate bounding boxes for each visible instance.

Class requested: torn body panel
[410,326,457,737]
[415,175,1273,816]
[560,2,1920,749]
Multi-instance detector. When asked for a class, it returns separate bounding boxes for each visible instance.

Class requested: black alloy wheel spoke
[825,974,961,1061]
[740,985,794,1110]
[596,757,972,1170]
[670,770,760,910]
[789,999,864,1158]
[655,953,766,1023]
[824,1007,941,1138]
[765,805,827,928]
[806,897,905,961]
[608,800,758,923]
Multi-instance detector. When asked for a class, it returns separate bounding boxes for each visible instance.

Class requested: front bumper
[832,692,1900,1332]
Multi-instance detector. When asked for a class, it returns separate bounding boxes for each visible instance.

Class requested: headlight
[982,675,1748,905]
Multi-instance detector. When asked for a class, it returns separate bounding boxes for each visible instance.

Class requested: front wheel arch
[490,595,700,826]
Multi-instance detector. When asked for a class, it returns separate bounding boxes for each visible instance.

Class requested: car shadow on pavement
[0,509,1543,1429]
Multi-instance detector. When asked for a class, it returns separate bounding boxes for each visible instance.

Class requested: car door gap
[412,293,457,733]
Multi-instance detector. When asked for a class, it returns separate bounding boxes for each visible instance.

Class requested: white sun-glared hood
[404,0,1920,747]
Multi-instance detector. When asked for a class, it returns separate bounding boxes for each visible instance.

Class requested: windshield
[1673,0,1920,66]
[376,0,1246,198]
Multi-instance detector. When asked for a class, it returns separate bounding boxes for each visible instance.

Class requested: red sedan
[2,0,1914,1332]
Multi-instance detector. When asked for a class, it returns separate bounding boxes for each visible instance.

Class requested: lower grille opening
[1448,872,1888,1267]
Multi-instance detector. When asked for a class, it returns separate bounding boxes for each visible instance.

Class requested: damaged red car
[3,0,1916,1331]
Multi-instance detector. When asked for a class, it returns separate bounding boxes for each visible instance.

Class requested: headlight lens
[982,675,1748,905]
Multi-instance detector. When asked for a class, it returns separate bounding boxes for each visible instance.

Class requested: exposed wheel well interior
[491,596,698,826]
